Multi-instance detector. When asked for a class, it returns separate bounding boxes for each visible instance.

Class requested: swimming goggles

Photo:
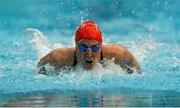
[78,44,100,53]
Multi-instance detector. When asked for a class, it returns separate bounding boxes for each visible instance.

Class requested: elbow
[36,55,50,75]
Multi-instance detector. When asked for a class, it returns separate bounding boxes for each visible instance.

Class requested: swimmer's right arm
[37,48,75,75]
[37,52,54,75]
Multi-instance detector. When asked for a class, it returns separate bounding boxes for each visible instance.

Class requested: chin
[83,63,95,70]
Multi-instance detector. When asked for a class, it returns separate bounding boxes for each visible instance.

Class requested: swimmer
[38,21,141,74]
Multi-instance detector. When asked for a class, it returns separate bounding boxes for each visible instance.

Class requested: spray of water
[22,28,169,89]
[0,28,178,94]
[24,28,64,59]
[119,38,161,62]
[24,28,161,76]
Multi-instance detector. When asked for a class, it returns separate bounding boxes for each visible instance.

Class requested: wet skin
[37,39,141,74]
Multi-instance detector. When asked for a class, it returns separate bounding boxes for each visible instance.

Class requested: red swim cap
[75,21,102,43]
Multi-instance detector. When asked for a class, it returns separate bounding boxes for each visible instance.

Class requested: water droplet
[132,10,135,14]
[169,16,172,20]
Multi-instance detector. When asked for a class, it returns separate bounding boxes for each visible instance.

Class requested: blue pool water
[0,0,180,107]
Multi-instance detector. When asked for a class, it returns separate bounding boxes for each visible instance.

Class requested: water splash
[24,28,64,59]
[119,38,161,62]
[23,28,160,77]
[0,27,177,94]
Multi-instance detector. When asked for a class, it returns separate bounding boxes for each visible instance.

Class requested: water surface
[0,0,180,107]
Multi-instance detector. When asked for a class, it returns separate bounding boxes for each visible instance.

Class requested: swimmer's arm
[37,52,55,75]
[37,48,75,75]
[115,49,141,74]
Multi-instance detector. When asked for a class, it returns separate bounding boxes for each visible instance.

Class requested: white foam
[119,38,161,62]
[24,28,64,59]
[24,28,129,77]
[24,28,160,77]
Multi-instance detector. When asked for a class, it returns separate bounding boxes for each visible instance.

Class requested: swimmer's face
[76,39,101,70]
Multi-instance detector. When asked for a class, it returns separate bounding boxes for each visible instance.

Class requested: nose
[85,48,93,58]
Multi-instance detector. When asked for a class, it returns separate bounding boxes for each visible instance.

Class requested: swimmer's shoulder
[38,47,75,67]
[51,47,75,59]
[102,44,127,59]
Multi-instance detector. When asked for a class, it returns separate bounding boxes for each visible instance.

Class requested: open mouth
[85,59,93,64]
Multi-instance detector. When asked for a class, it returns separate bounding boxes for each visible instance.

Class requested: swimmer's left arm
[114,48,141,74]
[102,45,141,74]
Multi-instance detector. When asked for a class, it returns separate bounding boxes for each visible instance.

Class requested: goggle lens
[79,44,100,53]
